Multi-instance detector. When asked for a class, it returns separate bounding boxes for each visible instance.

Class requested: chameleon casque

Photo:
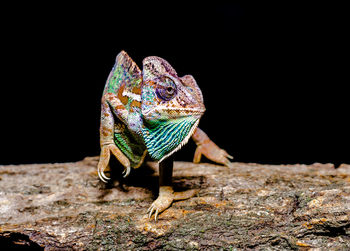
[97,51,233,221]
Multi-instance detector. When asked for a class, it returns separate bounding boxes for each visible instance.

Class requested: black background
[1,3,347,166]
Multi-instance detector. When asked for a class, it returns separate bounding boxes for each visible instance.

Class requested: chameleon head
[140,56,205,162]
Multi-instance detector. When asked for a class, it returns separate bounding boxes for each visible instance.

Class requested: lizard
[97,51,233,221]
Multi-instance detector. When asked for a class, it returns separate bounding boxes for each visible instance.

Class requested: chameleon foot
[147,186,174,222]
[193,140,233,167]
[192,128,233,167]
[97,144,131,182]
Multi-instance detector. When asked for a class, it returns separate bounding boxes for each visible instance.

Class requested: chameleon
[97,51,233,221]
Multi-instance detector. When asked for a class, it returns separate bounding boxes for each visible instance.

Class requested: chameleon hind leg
[148,155,198,221]
[192,128,234,167]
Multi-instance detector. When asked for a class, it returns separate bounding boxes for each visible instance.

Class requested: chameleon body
[97,51,233,220]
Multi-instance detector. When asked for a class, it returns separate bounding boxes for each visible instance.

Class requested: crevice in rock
[0,232,43,250]
[301,223,350,238]
[313,224,350,237]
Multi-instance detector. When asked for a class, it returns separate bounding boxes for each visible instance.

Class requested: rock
[0,157,349,249]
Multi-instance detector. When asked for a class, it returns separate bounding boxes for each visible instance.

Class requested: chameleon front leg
[148,155,198,221]
[97,97,131,182]
[192,128,233,167]
[147,155,174,221]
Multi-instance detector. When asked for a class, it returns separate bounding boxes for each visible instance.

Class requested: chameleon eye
[166,86,175,95]
[156,77,177,101]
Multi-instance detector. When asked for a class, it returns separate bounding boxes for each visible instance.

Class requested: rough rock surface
[0,157,349,250]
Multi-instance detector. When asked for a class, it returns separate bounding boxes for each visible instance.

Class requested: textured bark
[0,157,349,250]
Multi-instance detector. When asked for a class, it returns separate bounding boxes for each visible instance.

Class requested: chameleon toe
[122,166,131,178]
[148,206,155,219]
[226,153,234,159]
[154,209,159,222]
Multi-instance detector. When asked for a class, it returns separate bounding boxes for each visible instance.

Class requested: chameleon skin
[97,51,233,220]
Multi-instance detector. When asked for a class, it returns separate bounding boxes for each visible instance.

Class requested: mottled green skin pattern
[113,123,146,168]
[106,63,142,98]
[104,53,146,168]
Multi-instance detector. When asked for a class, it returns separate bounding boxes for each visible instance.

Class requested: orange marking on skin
[101,126,112,137]
[130,100,141,112]
[101,126,112,133]
[117,83,129,105]
[115,105,125,110]
[132,86,141,95]
[130,100,141,108]
[102,102,109,109]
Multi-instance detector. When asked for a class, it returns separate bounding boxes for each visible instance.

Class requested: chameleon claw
[97,165,110,183]
[101,169,111,181]
[154,209,159,222]
[226,153,234,160]
[148,206,155,219]
[122,166,131,178]
[225,161,234,168]
[97,169,106,183]
[97,146,112,183]
[147,206,160,222]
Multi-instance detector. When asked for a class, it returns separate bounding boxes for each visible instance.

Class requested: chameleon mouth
[142,106,205,117]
